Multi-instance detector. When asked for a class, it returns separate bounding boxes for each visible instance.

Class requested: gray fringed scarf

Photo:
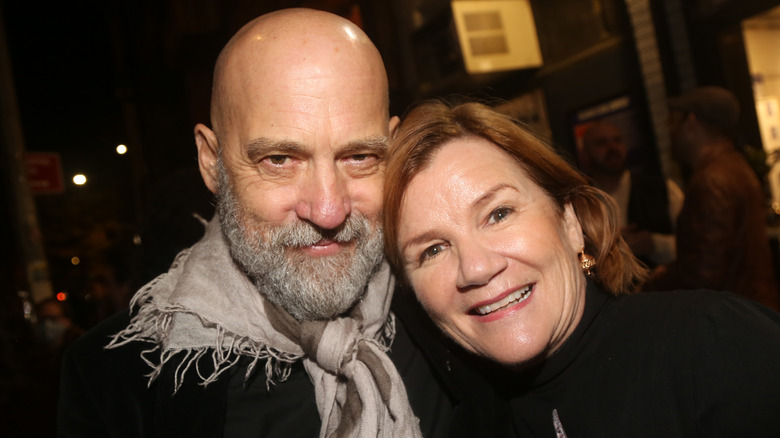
[107,216,422,437]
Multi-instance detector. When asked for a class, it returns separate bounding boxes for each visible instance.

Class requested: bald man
[58,9,487,437]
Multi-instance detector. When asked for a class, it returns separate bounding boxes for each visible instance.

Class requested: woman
[384,101,780,437]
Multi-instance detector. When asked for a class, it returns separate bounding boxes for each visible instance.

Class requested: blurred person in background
[582,120,683,267]
[644,86,779,310]
[36,298,83,350]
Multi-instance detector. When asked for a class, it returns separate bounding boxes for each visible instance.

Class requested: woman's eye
[487,207,513,224]
[420,244,445,263]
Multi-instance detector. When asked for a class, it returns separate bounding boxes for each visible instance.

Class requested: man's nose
[295,165,351,230]
[455,239,507,289]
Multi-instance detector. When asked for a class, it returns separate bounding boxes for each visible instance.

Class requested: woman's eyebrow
[470,183,514,209]
[401,230,440,255]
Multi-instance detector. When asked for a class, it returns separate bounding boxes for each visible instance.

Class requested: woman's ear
[562,202,585,250]
[194,123,220,194]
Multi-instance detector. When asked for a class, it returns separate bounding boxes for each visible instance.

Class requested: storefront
[391,0,780,198]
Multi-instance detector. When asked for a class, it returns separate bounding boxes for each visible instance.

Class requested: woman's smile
[472,283,534,317]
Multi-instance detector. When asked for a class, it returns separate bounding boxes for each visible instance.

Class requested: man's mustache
[267,215,372,248]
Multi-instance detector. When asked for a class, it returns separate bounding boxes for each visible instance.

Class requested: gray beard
[215,158,384,321]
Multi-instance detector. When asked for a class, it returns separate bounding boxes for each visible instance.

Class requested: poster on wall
[570,94,658,174]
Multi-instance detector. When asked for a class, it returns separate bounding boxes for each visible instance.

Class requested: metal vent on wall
[464,11,508,56]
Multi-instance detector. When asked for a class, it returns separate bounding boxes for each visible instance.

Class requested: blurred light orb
[71,256,80,265]
[73,174,87,185]
[116,144,127,154]
[56,292,68,301]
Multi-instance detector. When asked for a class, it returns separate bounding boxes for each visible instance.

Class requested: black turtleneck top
[500,282,780,437]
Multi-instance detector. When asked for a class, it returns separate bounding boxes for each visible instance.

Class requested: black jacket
[58,291,502,437]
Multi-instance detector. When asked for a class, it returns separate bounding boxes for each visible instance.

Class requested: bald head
[193,9,394,320]
[209,8,389,143]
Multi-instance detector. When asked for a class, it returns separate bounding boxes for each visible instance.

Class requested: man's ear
[389,115,401,139]
[194,123,220,194]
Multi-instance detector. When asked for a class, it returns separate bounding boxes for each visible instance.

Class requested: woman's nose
[455,240,507,289]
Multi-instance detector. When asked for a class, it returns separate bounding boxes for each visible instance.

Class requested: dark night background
[3,0,780,435]
[1,1,366,434]
[2,0,364,316]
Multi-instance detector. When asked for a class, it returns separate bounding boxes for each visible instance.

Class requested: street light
[73,174,87,185]
[116,144,127,154]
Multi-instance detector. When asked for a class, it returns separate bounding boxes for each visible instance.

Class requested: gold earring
[579,249,596,277]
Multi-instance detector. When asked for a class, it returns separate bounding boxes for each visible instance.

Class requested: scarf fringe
[106,271,303,394]
[105,245,398,397]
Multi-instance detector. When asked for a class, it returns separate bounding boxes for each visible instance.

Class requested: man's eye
[266,155,289,165]
[347,153,379,164]
[342,153,382,176]
[487,207,513,224]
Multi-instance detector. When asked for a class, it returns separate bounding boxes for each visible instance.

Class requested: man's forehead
[215,81,389,147]
[211,14,390,154]
[588,124,623,141]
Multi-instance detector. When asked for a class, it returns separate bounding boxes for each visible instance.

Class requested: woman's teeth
[476,285,533,315]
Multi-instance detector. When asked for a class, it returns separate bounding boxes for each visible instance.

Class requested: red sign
[25,152,64,194]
